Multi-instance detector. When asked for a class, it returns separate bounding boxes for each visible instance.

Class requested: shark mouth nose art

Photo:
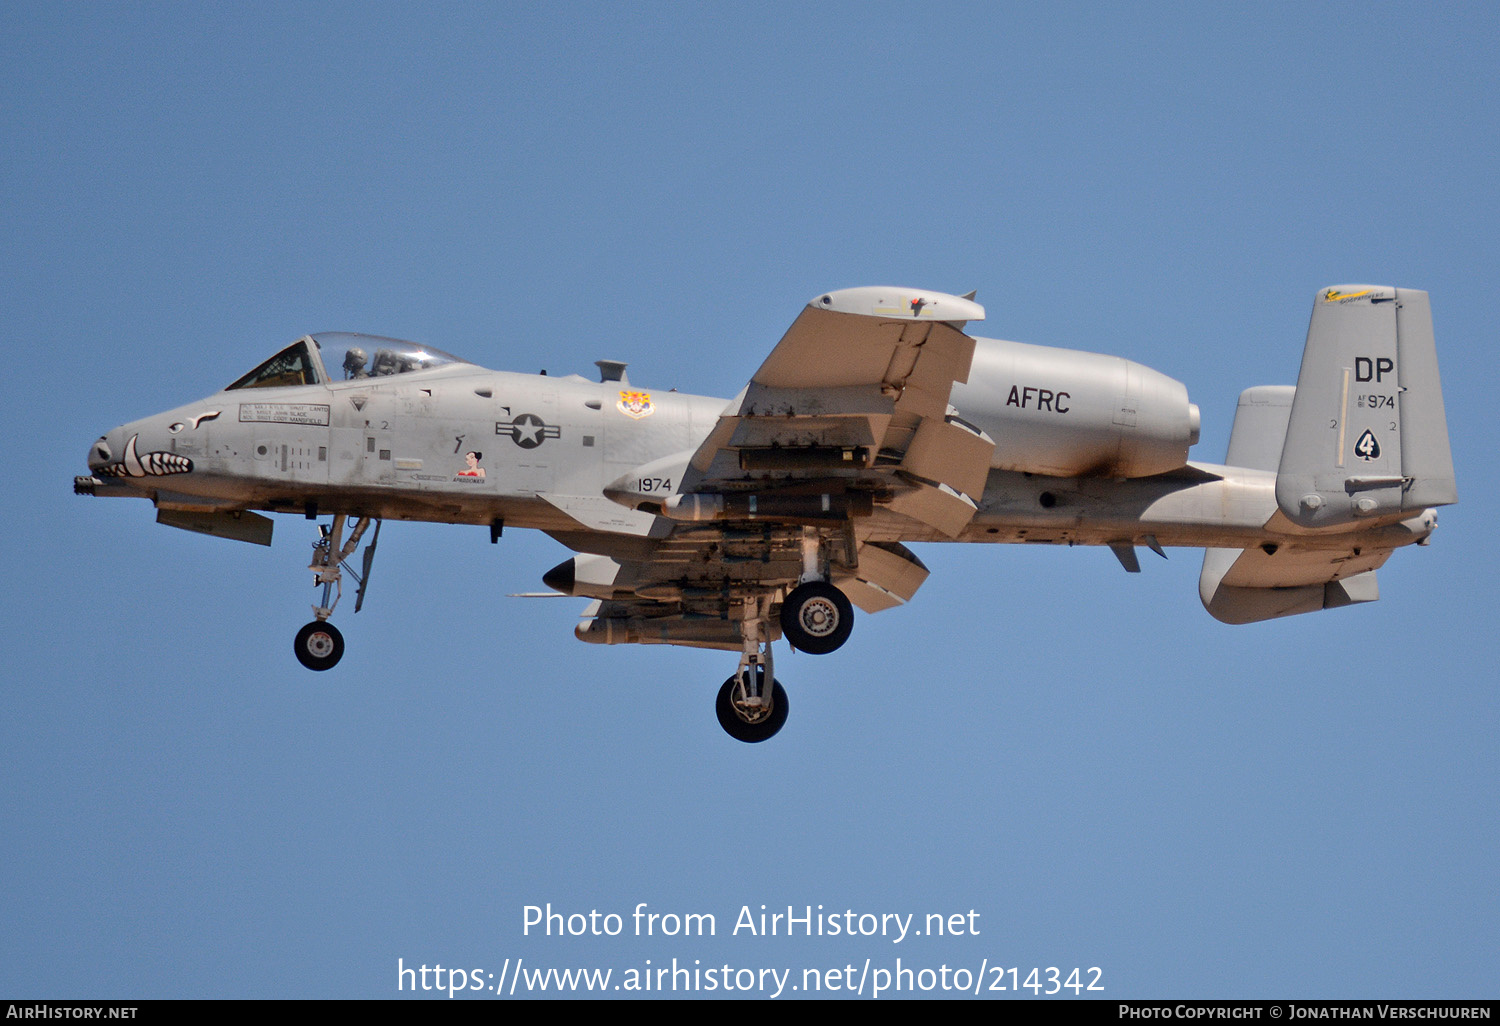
[95,434,193,478]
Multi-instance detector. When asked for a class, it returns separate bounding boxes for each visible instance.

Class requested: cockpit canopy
[225,333,470,391]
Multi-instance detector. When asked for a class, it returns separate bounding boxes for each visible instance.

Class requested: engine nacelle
[952,337,1199,478]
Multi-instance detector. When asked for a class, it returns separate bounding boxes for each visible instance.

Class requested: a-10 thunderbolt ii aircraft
[78,285,1455,741]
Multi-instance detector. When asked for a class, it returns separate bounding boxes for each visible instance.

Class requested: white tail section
[1275,286,1456,528]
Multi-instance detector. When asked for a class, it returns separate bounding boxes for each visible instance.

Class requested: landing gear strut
[711,530,861,741]
[778,527,855,654]
[716,594,789,743]
[294,513,380,671]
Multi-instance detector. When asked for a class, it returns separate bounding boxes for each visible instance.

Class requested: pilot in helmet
[342,346,368,379]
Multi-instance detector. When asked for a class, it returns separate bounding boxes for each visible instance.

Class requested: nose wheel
[294,620,345,671]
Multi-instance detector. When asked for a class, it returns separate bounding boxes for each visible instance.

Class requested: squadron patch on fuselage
[617,391,655,419]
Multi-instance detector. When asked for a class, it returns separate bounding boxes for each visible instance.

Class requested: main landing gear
[779,525,854,655]
[714,558,856,744]
[779,580,854,654]
[294,514,380,671]
[717,595,788,743]
[717,668,788,744]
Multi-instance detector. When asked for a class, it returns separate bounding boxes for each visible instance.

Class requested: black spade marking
[1354,428,1381,461]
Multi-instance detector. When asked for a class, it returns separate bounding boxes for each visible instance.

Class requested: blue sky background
[3,1,1496,999]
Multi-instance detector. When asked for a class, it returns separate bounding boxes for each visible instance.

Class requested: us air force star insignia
[513,414,546,448]
[495,413,560,449]
[617,390,654,419]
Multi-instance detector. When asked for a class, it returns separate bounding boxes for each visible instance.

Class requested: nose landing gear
[293,514,380,671]
[294,620,344,671]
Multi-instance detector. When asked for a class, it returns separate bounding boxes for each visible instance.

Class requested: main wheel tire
[294,620,344,671]
[779,580,854,654]
[715,671,789,743]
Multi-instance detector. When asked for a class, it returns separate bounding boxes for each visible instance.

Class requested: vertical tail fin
[1275,286,1456,528]
[1225,385,1295,472]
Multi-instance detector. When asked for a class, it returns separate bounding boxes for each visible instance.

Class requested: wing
[571,539,933,649]
[574,288,991,647]
[675,286,995,539]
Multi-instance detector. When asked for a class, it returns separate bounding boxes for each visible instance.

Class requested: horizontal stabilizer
[1199,544,1382,624]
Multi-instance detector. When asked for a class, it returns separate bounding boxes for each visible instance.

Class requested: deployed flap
[885,480,978,538]
[834,541,930,613]
[899,414,995,500]
[1276,286,1456,527]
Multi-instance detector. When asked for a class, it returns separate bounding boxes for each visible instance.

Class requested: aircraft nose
[87,434,114,471]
